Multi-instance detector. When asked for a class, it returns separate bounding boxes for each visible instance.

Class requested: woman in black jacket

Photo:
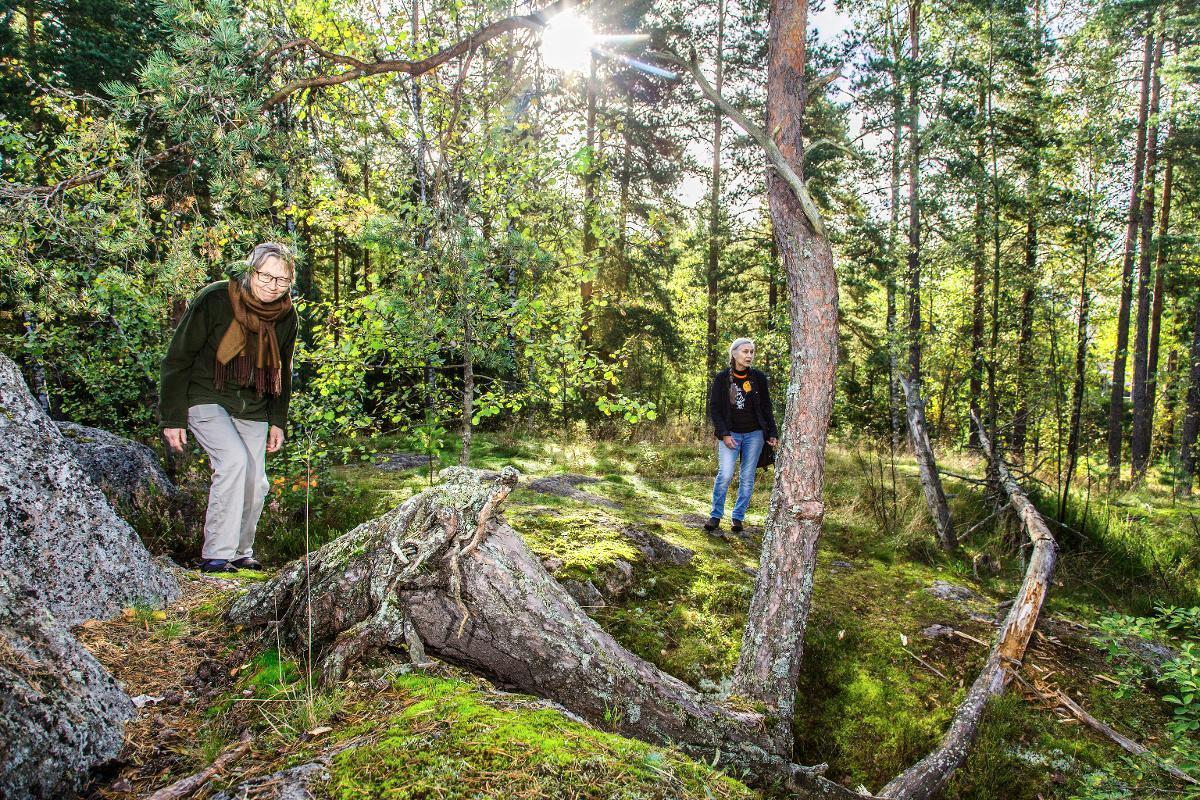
[705,337,778,533]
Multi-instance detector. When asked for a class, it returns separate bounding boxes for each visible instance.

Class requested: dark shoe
[230,557,263,570]
[198,559,237,573]
[703,517,721,532]
[731,519,744,534]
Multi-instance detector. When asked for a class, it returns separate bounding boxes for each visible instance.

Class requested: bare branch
[259,3,561,109]
[649,50,827,238]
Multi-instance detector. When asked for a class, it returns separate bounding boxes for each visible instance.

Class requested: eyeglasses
[254,270,292,290]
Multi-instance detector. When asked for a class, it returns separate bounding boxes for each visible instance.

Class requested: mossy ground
[84,430,1200,799]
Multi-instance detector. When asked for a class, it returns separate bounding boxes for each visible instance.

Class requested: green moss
[259,432,1200,797]
[510,507,642,583]
[944,694,1117,800]
[326,673,758,800]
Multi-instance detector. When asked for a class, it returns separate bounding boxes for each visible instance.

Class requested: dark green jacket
[159,281,297,429]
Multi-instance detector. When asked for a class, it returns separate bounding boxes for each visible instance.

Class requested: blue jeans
[710,430,764,522]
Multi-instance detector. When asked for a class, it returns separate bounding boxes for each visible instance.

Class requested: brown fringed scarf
[213,280,293,396]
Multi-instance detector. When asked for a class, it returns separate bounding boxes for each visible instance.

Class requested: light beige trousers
[187,403,269,561]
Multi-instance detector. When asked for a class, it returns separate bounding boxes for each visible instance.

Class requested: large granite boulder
[56,421,185,515]
[0,571,134,799]
[0,354,178,626]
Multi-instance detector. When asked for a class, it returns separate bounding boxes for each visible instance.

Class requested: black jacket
[707,367,779,441]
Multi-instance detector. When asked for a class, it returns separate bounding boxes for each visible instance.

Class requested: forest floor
[79,431,1200,799]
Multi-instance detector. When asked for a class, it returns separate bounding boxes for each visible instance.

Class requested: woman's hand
[267,425,285,453]
[723,435,736,450]
[768,437,778,447]
[163,428,187,452]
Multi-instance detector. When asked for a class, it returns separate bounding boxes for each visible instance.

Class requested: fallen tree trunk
[226,467,858,796]
[898,375,957,552]
[877,412,1057,799]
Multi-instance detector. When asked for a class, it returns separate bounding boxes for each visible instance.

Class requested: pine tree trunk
[969,83,987,449]
[1130,33,1163,481]
[1179,300,1200,496]
[1147,129,1174,453]
[460,315,474,467]
[580,61,598,349]
[1107,24,1155,484]
[1061,198,1091,520]
[1011,190,1037,461]
[332,232,341,346]
[705,0,726,380]
[1163,348,1178,453]
[729,0,840,758]
[899,0,955,551]
[886,0,903,451]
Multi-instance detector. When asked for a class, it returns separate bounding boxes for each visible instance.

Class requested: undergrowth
[132,428,1200,798]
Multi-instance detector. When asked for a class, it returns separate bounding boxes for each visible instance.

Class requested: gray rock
[540,555,564,574]
[601,559,634,600]
[56,421,181,509]
[925,580,981,604]
[1120,635,1179,679]
[0,570,134,799]
[561,579,606,608]
[831,560,856,570]
[374,452,436,471]
[920,624,957,640]
[211,761,331,800]
[621,527,694,566]
[526,474,619,508]
[0,354,178,626]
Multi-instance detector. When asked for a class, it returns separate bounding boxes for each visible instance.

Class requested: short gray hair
[728,337,754,367]
[239,242,295,289]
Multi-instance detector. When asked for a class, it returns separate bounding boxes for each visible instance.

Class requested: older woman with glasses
[159,243,298,572]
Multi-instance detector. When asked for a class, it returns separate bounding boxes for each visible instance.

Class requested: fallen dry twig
[1012,671,1197,786]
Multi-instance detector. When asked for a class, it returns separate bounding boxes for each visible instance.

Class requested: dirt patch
[74,572,249,797]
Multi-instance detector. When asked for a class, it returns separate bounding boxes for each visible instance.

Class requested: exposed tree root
[226,467,859,797]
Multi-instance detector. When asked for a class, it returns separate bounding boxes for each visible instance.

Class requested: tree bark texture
[1147,129,1173,450]
[878,413,1057,799]
[1178,300,1200,495]
[900,376,957,551]
[886,0,904,451]
[1011,193,1037,462]
[1106,24,1155,483]
[1130,33,1163,480]
[969,85,987,450]
[728,0,840,761]
[906,0,922,386]
[580,59,598,349]
[895,0,954,552]
[225,468,858,796]
[1061,215,1091,521]
[705,0,726,381]
[459,319,474,466]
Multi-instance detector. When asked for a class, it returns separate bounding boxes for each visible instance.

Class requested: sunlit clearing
[541,10,594,73]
